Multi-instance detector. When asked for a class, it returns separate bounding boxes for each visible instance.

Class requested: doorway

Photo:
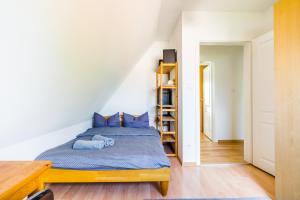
[199,45,246,164]
[200,63,213,141]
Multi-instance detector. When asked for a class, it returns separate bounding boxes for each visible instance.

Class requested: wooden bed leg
[160,181,169,197]
[29,180,46,197]
[38,181,45,191]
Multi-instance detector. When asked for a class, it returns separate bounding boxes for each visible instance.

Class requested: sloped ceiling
[0,0,162,148]
[0,0,273,148]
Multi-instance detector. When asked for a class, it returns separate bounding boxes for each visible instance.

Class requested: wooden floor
[201,133,246,164]
[49,158,275,199]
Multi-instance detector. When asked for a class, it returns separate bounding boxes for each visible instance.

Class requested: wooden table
[0,161,51,200]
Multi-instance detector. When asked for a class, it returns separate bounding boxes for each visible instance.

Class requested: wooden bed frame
[38,114,171,196]
[39,167,170,196]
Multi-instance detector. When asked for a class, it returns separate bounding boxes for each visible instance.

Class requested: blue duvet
[36,127,170,170]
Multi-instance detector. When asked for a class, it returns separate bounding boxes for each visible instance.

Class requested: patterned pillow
[93,112,120,128]
[123,112,149,128]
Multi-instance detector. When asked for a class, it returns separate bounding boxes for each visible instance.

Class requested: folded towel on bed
[92,135,115,147]
[73,140,105,150]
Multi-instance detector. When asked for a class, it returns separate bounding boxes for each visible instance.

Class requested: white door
[252,31,275,175]
[203,65,213,140]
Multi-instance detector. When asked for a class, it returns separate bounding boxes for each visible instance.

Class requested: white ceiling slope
[156,0,273,40]
[0,0,162,148]
[182,0,273,12]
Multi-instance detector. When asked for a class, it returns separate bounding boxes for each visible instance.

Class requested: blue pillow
[93,112,106,127]
[107,112,121,127]
[93,112,120,128]
[123,112,149,128]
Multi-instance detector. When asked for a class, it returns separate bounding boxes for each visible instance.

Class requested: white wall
[100,41,167,125]
[0,40,172,160]
[0,0,162,149]
[167,9,273,164]
[168,18,183,162]
[0,120,91,160]
[200,45,244,141]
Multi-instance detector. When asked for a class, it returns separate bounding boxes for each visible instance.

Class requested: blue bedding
[36,127,170,170]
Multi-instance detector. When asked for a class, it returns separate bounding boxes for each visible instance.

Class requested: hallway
[200,133,246,164]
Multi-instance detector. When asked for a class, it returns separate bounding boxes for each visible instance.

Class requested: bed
[35,126,171,196]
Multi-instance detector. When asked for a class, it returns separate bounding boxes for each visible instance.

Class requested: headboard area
[104,113,139,127]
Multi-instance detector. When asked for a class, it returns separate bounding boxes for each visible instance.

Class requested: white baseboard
[0,120,92,160]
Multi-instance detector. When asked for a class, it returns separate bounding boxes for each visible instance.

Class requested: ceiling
[182,0,273,12]
[156,0,273,40]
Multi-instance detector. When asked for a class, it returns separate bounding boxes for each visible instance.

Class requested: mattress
[35,127,170,170]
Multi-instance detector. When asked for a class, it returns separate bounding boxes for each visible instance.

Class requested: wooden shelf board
[156,63,177,74]
[163,140,176,143]
[162,135,176,142]
[158,115,175,121]
[158,85,176,90]
[166,153,176,157]
[163,109,176,112]
[157,104,175,108]
[160,131,176,135]
[158,108,176,112]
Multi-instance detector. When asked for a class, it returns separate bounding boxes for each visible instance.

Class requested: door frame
[197,41,253,164]
[200,62,215,141]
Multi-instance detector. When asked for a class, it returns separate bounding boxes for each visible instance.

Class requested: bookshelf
[156,62,178,157]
